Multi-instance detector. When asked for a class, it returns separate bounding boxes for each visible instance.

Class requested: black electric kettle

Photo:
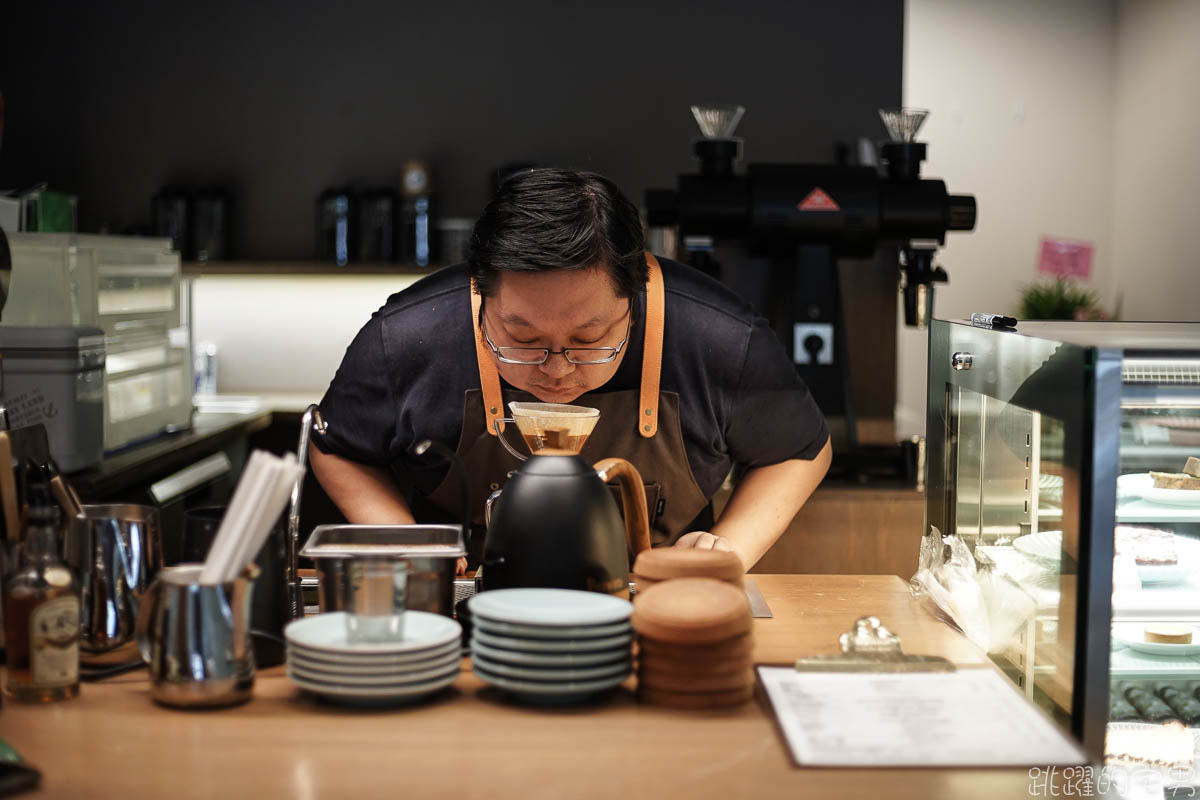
[481,450,652,597]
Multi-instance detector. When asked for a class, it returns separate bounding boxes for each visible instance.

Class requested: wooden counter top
[0,576,1059,799]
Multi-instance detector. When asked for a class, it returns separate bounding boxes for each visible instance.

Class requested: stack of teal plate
[284,611,462,707]
[468,588,634,704]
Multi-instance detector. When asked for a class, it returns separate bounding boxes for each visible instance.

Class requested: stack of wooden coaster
[631,548,744,593]
[631,577,754,708]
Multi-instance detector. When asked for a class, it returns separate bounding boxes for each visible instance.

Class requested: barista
[310,168,831,573]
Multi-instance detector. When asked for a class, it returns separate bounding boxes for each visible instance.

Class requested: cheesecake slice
[1144,625,1193,644]
[1114,525,1178,565]
[1150,471,1200,490]
[1106,720,1194,769]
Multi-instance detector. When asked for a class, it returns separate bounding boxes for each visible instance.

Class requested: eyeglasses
[480,305,632,365]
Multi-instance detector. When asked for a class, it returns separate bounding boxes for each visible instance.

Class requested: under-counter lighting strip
[1121,401,1200,409]
[150,452,232,504]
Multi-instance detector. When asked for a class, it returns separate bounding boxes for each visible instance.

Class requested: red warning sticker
[797,187,840,212]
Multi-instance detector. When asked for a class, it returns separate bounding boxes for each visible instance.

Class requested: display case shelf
[1117,500,1200,524]
[1110,647,1200,679]
[1112,584,1200,621]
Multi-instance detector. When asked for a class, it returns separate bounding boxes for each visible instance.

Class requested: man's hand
[456,556,469,576]
[708,440,832,570]
[674,530,736,552]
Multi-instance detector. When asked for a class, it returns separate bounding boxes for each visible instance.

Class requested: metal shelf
[181,260,445,276]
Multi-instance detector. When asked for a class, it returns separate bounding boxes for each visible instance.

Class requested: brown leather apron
[426,254,708,553]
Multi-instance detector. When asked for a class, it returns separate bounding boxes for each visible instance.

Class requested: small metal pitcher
[64,504,163,663]
[181,505,287,667]
[135,563,259,709]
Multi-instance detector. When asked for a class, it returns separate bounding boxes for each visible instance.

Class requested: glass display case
[925,319,1200,767]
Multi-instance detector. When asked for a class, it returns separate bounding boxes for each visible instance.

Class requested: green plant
[1017,279,1102,320]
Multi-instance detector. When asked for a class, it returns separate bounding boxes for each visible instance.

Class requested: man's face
[483,267,631,403]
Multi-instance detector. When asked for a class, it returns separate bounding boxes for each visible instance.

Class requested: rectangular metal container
[301,524,466,617]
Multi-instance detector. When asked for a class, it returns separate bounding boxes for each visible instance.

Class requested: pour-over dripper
[878,107,929,142]
[691,105,745,139]
[493,402,600,461]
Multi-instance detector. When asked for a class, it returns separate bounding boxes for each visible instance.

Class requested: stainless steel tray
[301,524,466,559]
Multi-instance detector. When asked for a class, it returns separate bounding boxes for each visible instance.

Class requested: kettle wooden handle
[593,458,652,556]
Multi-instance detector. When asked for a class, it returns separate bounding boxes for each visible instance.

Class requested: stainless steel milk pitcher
[135,563,258,708]
[65,504,162,662]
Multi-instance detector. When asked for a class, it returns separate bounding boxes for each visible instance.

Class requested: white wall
[190,275,420,395]
[898,0,1119,436]
[1112,0,1200,322]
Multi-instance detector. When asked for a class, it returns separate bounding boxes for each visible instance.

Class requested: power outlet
[793,323,833,366]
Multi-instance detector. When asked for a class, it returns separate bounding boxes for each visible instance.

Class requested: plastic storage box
[3,233,180,335]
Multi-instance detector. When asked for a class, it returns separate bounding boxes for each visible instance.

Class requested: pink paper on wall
[1038,236,1094,279]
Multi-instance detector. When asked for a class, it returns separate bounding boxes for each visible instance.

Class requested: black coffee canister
[180,506,288,667]
[358,188,397,262]
[193,188,231,262]
[152,186,191,257]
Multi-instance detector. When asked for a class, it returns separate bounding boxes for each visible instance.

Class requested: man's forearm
[308,441,416,524]
[709,438,833,570]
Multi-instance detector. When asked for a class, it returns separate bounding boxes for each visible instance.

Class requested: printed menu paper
[757,666,1087,767]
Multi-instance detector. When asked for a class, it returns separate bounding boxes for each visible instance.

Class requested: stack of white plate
[285,611,462,707]
[468,588,633,704]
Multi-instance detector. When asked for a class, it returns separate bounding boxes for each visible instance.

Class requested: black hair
[468,168,647,299]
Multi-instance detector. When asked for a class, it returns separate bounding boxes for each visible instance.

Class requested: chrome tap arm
[287,404,327,619]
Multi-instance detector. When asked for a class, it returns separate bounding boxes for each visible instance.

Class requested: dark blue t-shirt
[315,258,829,502]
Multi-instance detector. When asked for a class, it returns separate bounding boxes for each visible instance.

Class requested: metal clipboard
[789,616,956,673]
[755,616,955,770]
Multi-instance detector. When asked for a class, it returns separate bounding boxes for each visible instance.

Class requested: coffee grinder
[646,106,977,479]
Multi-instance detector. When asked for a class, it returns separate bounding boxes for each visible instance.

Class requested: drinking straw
[218,455,281,582]
[200,451,273,583]
[221,454,305,582]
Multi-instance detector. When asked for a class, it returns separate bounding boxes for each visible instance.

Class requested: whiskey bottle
[2,463,80,702]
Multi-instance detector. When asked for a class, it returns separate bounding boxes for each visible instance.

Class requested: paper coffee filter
[509,402,600,454]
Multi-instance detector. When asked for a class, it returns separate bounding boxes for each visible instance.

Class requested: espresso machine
[646,106,977,479]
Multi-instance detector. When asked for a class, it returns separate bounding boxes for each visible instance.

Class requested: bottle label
[30,595,80,687]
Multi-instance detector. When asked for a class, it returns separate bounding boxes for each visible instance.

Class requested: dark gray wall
[0,0,902,259]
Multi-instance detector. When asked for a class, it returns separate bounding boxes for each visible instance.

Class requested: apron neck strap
[470,253,666,439]
[638,253,665,438]
[470,282,507,437]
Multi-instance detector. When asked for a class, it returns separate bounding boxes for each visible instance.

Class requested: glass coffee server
[925,319,1200,772]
